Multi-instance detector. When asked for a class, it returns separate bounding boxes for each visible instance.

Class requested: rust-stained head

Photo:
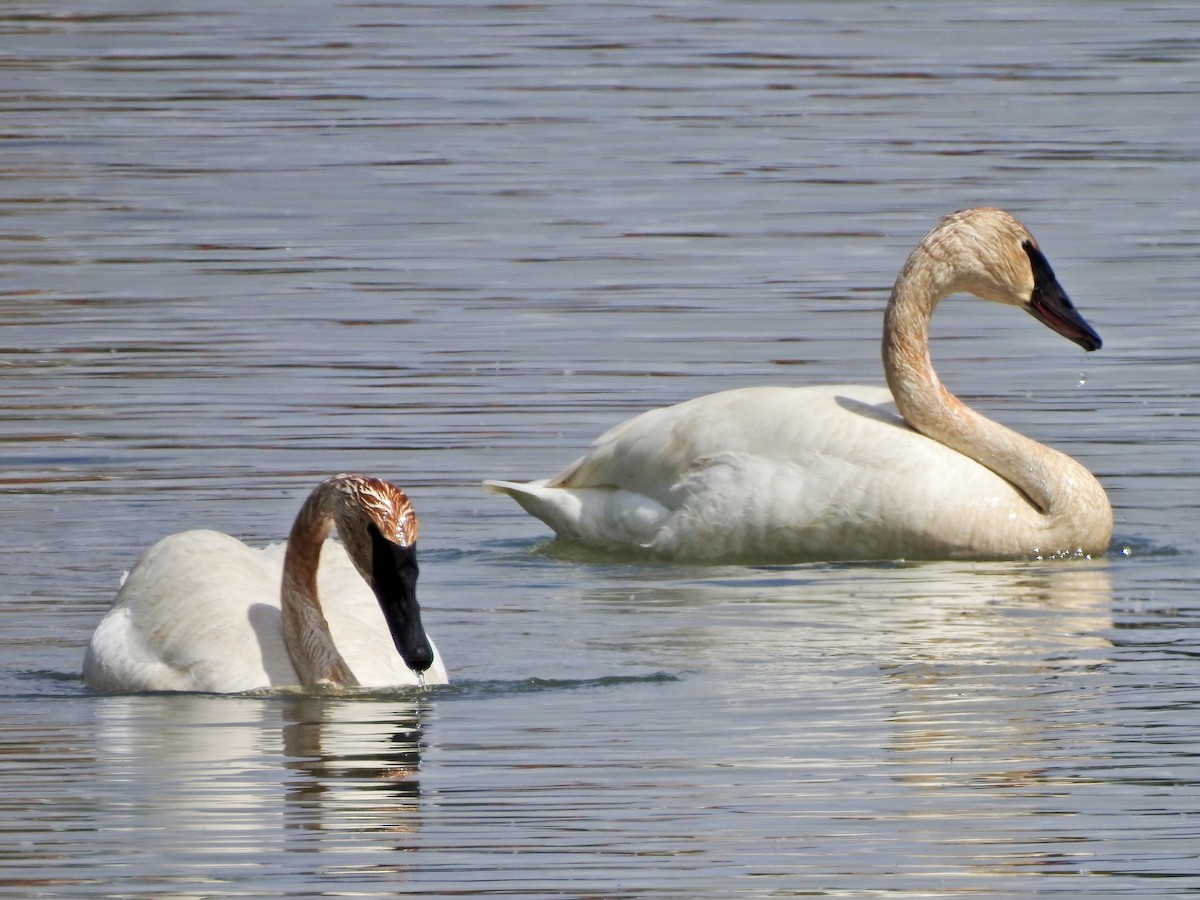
[330,474,419,548]
[293,474,421,588]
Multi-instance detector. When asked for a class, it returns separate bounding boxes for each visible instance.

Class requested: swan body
[83,475,447,692]
[485,208,1112,562]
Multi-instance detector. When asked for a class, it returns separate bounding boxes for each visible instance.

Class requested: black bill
[369,525,435,673]
[1022,241,1102,352]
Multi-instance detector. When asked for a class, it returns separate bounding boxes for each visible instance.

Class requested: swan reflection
[280,697,424,835]
[581,559,1115,881]
[90,693,429,852]
[583,559,1113,676]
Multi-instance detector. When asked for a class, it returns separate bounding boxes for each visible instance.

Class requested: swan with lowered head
[485,207,1112,562]
[83,474,447,692]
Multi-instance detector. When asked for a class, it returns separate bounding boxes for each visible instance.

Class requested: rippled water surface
[3,2,1199,896]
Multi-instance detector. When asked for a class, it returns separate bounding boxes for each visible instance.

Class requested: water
[2,1,1199,895]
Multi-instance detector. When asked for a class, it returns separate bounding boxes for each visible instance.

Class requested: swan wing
[82,530,290,692]
[548,385,898,499]
[487,385,1041,560]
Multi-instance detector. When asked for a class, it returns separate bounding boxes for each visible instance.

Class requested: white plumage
[83,475,447,692]
[486,208,1112,562]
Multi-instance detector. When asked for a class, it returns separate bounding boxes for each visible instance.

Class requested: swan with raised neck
[484,207,1113,562]
[881,208,1111,552]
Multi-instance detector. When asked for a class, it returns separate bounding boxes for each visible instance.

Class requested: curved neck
[882,251,1071,519]
[281,492,359,688]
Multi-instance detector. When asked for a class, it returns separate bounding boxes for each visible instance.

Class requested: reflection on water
[93,696,429,835]
[89,695,428,865]
[7,555,1200,893]
[280,697,424,841]
[587,560,1115,684]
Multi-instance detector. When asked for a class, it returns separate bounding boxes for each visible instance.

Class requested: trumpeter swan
[82,474,448,692]
[485,207,1112,562]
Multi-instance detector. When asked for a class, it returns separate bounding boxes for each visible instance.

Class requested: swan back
[82,530,292,692]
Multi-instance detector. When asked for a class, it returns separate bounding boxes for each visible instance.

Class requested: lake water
[2,1,1199,896]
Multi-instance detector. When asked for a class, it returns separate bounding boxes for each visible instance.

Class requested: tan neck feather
[882,246,1111,547]
[280,487,359,688]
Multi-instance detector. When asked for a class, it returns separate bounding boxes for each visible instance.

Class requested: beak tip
[405,641,435,673]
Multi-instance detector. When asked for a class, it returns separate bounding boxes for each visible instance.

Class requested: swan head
[919,207,1102,351]
[326,475,435,674]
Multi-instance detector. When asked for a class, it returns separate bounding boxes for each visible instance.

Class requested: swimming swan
[485,207,1112,562]
[82,474,447,692]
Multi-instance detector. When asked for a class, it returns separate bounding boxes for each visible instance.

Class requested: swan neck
[281,489,359,688]
[882,247,1061,518]
[882,248,960,451]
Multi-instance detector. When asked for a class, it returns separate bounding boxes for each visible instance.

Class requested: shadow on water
[54,670,678,701]
[524,529,1185,562]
